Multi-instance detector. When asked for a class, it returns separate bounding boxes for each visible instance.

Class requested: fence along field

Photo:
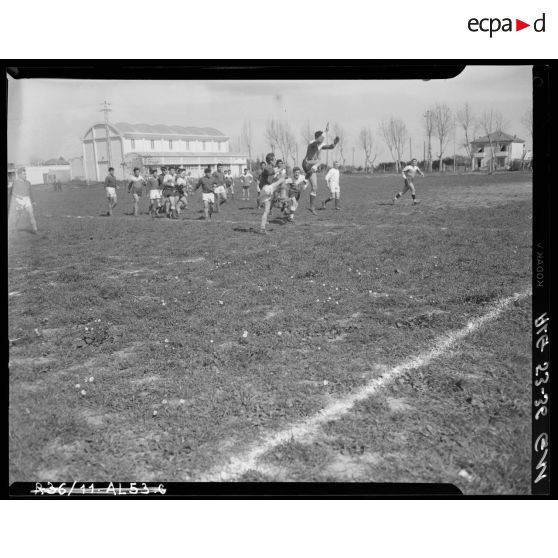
[8,171,532,494]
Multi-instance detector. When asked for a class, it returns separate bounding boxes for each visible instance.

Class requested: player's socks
[335,199,340,210]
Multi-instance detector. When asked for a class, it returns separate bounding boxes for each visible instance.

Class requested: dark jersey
[258,164,276,189]
[11,178,32,198]
[104,174,117,188]
[212,171,226,187]
[195,176,216,194]
[147,177,159,191]
[302,140,336,172]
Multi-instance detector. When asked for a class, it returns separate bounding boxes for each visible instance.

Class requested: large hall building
[82,122,248,181]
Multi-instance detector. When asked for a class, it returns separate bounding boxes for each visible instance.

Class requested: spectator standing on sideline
[10,168,38,233]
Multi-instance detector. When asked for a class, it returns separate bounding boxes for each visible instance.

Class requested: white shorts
[105,187,117,198]
[14,195,33,210]
[286,196,298,213]
[328,184,340,196]
[214,185,226,196]
[149,189,162,200]
[202,192,215,204]
[259,184,275,204]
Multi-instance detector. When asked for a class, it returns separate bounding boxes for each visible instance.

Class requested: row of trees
[238,105,532,173]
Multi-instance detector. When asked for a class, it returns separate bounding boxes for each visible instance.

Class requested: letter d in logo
[534,13,546,32]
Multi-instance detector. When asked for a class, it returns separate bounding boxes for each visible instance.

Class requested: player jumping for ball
[393,158,424,205]
[302,129,339,215]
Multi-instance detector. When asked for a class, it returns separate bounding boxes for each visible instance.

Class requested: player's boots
[309,195,317,215]
[335,199,340,210]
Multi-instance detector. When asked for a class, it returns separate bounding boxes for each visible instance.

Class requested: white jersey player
[321,161,341,210]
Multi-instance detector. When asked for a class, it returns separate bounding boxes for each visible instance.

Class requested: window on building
[202,141,207,151]
[500,145,507,152]
[185,141,190,151]
[151,140,155,150]
[169,140,173,150]
[131,139,136,150]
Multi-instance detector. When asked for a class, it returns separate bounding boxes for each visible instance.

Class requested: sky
[7,66,532,166]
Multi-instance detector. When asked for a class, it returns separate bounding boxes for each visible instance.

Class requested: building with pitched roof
[470,131,527,170]
[82,122,247,181]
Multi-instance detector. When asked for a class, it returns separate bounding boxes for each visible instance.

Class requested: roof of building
[113,122,228,139]
[44,157,70,166]
[124,151,247,159]
[472,131,526,144]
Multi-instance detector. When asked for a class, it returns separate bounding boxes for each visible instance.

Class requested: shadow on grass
[233,227,259,234]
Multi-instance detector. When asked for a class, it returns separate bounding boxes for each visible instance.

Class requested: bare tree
[300,121,313,145]
[229,135,242,153]
[265,119,281,153]
[479,109,504,172]
[266,119,297,165]
[241,120,254,170]
[521,108,533,145]
[455,102,477,160]
[494,112,508,133]
[333,122,347,166]
[379,117,407,173]
[432,103,454,172]
[358,127,377,172]
[278,121,297,167]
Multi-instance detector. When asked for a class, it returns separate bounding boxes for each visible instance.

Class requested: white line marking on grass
[198,289,531,482]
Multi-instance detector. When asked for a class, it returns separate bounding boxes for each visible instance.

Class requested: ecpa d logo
[468,13,545,37]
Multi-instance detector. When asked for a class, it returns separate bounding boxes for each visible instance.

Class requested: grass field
[8,171,532,494]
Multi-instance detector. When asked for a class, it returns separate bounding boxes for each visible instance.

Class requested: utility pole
[424,109,433,173]
[100,101,113,169]
[325,122,330,168]
[423,141,426,168]
[352,146,355,168]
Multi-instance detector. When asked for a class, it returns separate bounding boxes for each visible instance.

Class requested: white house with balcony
[82,122,247,181]
[470,131,527,170]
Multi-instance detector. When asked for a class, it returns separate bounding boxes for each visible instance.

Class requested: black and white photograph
[8,65,535,495]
